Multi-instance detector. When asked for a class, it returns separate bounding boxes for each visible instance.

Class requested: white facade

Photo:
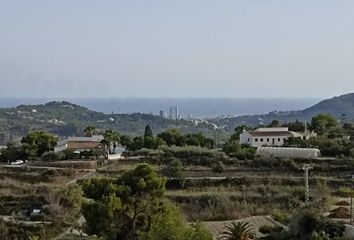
[240,127,316,148]
[54,140,68,152]
[107,146,126,160]
[240,127,292,147]
[240,132,290,147]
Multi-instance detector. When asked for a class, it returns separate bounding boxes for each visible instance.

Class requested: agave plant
[218,221,256,240]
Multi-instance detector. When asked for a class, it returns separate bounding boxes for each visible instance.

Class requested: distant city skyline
[0,97,320,118]
[1,1,354,98]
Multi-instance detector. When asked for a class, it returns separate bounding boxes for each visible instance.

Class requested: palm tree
[99,138,110,159]
[218,221,256,240]
[84,125,96,137]
[103,130,120,154]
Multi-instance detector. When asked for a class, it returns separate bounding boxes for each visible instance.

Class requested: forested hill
[0,101,218,144]
[210,93,354,130]
[2,93,354,143]
[301,93,354,118]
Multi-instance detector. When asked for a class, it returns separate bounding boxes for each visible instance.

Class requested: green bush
[222,141,256,160]
[272,210,290,225]
[248,156,299,171]
[333,187,354,198]
[62,149,80,160]
[41,151,61,161]
[161,159,184,178]
[212,161,225,173]
[259,225,284,235]
[289,211,345,240]
[160,146,228,166]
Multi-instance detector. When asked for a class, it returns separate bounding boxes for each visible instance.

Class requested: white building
[169,106,179,120]
[240,127,316,148]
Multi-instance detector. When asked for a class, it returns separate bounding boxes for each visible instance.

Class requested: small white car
[10,159,24,165]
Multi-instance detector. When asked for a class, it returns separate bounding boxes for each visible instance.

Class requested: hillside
[0,101,219,144]
[210,93,354,130]
[1,93,354,143]
[301,93,354,118]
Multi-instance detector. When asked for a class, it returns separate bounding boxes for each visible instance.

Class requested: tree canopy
[157,129,185,147]
[101,130,120,155]
[84,125,96,137]
[310,114,338,135]
[144,124,154,138]
[21,131,57,160]
[81,164,212,240]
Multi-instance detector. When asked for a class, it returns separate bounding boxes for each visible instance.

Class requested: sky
[0,1,354,98]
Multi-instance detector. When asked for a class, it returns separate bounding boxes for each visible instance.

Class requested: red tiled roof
[67,141,100,150]
[248,131,294,137]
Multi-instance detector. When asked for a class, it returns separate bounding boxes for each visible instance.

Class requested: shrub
[259,225,284,235]
[334,187,354,198]
[249,156,299,171]
[212,161,226,173]
[222,142,256,160]
[62,149,80,160]
[160,146,228,166]
[41,151,62,161]
[165,178,187,190]
[289,211,345,240]
[41,169,60,177]
[161,159,184,179]
[272,210,290,225]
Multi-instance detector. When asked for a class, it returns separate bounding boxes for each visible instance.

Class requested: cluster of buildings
[159,106,179,120]
[52,126,320,160]
[240,127,321,159]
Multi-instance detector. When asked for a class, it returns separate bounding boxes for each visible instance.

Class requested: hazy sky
[1,1,354,98]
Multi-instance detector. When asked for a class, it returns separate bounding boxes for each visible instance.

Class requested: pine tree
[144,124,153,138]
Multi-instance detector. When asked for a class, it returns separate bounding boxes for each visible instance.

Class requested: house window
[260,138,263,142]
[255,138,258,142]
[248,138,250,142]
[278,138,281,142]
[267,138,270,142]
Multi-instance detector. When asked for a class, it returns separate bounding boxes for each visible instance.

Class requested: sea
[0,98,319,118]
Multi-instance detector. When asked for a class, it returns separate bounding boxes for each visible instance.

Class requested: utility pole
[302,164,313,206]
[214,128,217,148]
[350,175,354,223]
[351,181,353,223]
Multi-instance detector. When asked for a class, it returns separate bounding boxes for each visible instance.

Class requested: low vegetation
[2,113,354,239]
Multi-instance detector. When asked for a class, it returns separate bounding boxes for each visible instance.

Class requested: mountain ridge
[1,93,354,143]
[0,101,218,144]
[210,93,354,130]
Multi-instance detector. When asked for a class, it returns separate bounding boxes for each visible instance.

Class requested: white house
[107,146,126,159]
[240,127,316,148]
